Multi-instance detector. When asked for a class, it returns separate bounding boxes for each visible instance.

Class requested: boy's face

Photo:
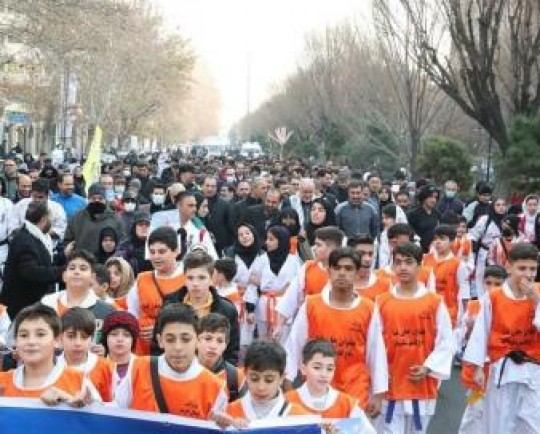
[329,257,358,291]
[507,259,537,288]
[388,234,411,251]
[197,331,228,368]
[101,236,116,253]
[457,222,467,238]
[186,266,212,299]
[392,253,420,285]
[106,328,133,359]
[16,318,59,366]
[312,239,335,263]
[300,353,335,393]
[61,328,92,365]
[212,270,226,287]
[63,258,94,291]
[149,242,178,273]
[93,279,109,299]
[382,215,396,230]
[433,235,451,256]
[157,322,197,373]
[245,368,283,403]
[353,243,374,270]
[483,276,504,291]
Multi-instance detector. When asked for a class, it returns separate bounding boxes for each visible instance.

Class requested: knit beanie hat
[101,311,139,351]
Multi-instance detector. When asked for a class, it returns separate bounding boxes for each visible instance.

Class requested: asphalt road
[428,366,468,434]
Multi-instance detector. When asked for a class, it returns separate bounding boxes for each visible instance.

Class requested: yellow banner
[82,126,102,193]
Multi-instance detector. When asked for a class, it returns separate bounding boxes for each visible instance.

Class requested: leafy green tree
[417,136,473,190]
[500,111,540,191]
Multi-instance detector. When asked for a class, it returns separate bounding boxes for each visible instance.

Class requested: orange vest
[304,261,329,296]
[358,277,391,301]
[423,254,461,327]
[460,299,487,391]
[290,236,299,255]
[377,291,441,400]
[226,397,309,418]
[452,238,471,258]
[130,357,224,419]
[0,366,84,398]
[87,356,113,402]
[487,286,540,363]
[114,296,128,311]
[285,389,358,418]
[136,271,186,355]
[306,294,374,408]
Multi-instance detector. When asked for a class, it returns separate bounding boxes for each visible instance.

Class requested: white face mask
[124,202,136,212]
[114,186,125,195]
[152,194,165,206]
[226,175,235,183]
[122,170,131,177]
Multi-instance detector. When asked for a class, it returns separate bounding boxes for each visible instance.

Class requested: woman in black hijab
[305,197,336,245]
[265,225,291,275]
[224,223,263,270]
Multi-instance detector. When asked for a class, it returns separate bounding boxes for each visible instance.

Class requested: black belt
[497,350,540,388]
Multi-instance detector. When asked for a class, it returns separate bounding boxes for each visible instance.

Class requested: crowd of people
[0,149,538,434]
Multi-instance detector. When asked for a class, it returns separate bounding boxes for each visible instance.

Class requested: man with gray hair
[283,177,316,228]
[228,176,267,232]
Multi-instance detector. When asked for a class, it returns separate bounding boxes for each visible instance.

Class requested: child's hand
[66,387,93,408]
[365,393,383,418]
[520,279,540,304]
[90,344,105,357]
[229,418,249,430]
[40,387,73,406]
[320,421,338,434]
[474,366,485,388]
[408,365,429,382]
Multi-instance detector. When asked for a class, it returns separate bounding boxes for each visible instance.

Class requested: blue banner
[0,399,323,434]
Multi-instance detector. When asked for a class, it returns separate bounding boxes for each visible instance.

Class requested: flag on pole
[82,126,103,193]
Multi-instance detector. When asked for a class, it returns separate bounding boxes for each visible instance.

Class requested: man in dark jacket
[228,177,267,232]
[243,189,282,241]
[64,183,125,253]
[163,251,239,365]
[0,202,63,318]
[201,176,231,256]
[407,184,441,252]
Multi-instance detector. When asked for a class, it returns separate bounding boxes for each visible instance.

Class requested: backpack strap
[224,361,239,401]
[150,356,169,413]
[278,400,290,416]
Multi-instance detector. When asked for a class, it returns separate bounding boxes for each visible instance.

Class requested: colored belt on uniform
[497,350,540,388]
[385,399,423,431]
[264,290,280,334]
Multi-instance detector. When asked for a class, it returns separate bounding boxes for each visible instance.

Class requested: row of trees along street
[1,0,219,153]
[236,0,540,193]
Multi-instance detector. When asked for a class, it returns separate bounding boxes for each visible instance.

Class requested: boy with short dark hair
[423,225,470,327]
[375,242,454,433]
[0,303,99,406]
[126,227,186,355]
[197,313,245,401]
[116,303,228,420]
[59,307,112,401]
[92,264,111,302]
[462,243,540,432]
[285,339,375,432]
[41,250,115,323]
[275,226,344,333]
[226,340,309,425]
[213,258,241,312]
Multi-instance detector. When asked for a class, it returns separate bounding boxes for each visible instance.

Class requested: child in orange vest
[347,234,391,301]
[458,265,506,434]
[126,227,186,355]
[197,313,245,402]
[285,339,375,433]
[225,340,310,428]
[58,307,112,402]
[275,226,344,334]
[115,303,228,421]
[0,303,99,405]
[285,247,388,416]
[423,225,471,328]
[462,243,540,433]
[375,242,454,434]
[100,310,139,407]
[376,223,436,291]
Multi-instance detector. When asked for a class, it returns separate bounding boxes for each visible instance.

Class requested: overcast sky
[157,0,369,133]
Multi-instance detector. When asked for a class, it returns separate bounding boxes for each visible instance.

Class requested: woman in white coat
[244,225,301,344]
[469,198,507,297]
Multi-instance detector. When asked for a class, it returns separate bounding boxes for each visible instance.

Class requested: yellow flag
[82,126,102,193]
